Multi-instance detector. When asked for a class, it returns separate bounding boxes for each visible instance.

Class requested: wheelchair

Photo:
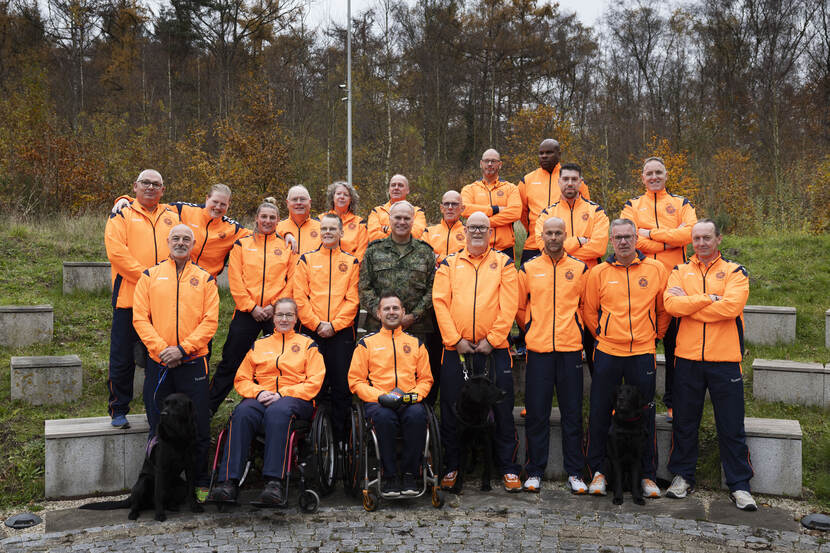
[207,403,336,513]
[343,399,445,511]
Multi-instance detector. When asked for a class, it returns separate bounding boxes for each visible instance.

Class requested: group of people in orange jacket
[103,140,757,511]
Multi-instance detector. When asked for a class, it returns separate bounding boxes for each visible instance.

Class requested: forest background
[0,0,828,232]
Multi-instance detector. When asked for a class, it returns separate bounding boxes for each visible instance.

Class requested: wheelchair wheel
[424,403,442,487]
[343,403,365,497]
[310,404,337,496]
[362,488,378,512]
[298,489,320,514]
[208,425,229,493]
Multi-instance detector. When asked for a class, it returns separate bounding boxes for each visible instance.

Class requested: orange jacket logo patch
[310,231,318,238]
[456,233,464,241]
[349,223,357,230]
[497,190,504,197]
[189,277,199,287]
[666,204,676,214]
[164,217,173,226]
[582,212,589,221]
[402,344,411,354]
[490,262,498,269]
[274,248,282,256]
[218,232,226,239]
[338,262,348,273]
[565,269,574,280]
[291,344,301,353]
[638,277,648,287]
[716,271,726,279]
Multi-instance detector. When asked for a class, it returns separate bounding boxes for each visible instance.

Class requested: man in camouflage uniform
[359,201,440,402]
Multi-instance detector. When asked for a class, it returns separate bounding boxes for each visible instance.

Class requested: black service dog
[81,393,203,521]
[453,362,507,492]
[606,383,648,505]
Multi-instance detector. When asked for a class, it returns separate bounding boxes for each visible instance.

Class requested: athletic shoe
[568,475,588,495]
[382,477,400,497]
[401,473,419,496]
[441,470,458,490]
[641,478,661,498]
[666,407,673,422]
[588,472,607,496]
[665,475,691,499]
[195,487,209,503]
[257,479,286,506]
[208,480,238,502]
[503,473,522,493]
[111,414,130,429]
[731,490,758,511]
[523,476,541,493]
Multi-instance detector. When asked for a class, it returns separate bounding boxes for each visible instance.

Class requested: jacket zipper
[552,257,557,351]
[327,250,332,321]
[487,183,497,248]
[445,220,451,256]
[260,233,268,305]
[626,266,634,352]
[175,265,181,346]
[197,218,212,264]
[391,333,398,388]
[275,334,285,392]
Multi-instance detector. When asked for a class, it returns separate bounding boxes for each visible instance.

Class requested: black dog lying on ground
[606,383,648,505]
[80,393,203,521]
[453,373,507,492]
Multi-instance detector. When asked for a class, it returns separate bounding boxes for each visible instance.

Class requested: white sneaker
[665,475,691,499]
[523,476,541,493]
[641,478,661,498]
[588,472,607,496]
[731,490,758,511]
[568,475,588,495]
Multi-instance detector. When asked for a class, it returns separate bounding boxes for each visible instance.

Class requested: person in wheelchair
[208,298,325,506]
[348,293,433,496]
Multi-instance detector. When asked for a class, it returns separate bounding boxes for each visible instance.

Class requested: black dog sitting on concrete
[453,367,507,493]
[607,383,648,505]
[80,393,203,521]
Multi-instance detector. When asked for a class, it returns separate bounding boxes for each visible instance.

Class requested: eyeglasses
[137,179,163,189]
[612,235,636,243]
[274,312,295,319]
[466,225,489,234]
[441,202,460,208]
[481,159,501,165]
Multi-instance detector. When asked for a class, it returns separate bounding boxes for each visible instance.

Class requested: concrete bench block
[743,305,796,345]
[216,270,230,290]
[752,359,829,407]
[11,355,82,405]
[45,415,149,498]
[721,418,802,497]
[358,309,367,329]
[826,309,830,349]
[0,305,53,347]
[513,406,566,480]
[62,262,111,294]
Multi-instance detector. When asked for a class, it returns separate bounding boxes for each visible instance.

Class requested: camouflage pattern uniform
[359,236,436,334]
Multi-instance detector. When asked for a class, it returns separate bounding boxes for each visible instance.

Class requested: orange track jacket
[460,179,522,251]
[132,259,219,363]
[534,196,609,268]
[234,331,325,401]
[277,216,322,256]
[367,201,427,241]
[664,254,749,362]
[348,326,433,403]
[293,246,360,332]
[227,232,296,313]
[620,189,697,271]
[432,248,518,350]
[422,219,466,265]
[105,201,181,309]
[583,252,670,357]
[519,164,590,251]
[321,210,368,261]
[517,253,588,353]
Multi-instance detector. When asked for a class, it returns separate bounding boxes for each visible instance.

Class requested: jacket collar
[689,252,722,268]
[606,250,646,267]
[378,326,404,338]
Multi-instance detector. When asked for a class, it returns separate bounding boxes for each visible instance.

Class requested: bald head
[133,169,165,210]
[388,200,415,243]
[389,200,415,217]
[541,216,566,258]
[440,190,463,224]
[539,139,561,172]
[465,211,492,255]
[388,174,410,202]
[480,149,502,182]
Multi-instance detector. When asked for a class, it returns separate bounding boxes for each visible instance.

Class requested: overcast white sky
[304,0,608,30]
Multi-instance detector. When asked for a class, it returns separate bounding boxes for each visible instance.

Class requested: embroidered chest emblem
[582,212,589,221]
[490,262,498,270]
[274,248,282,256]
[497,190,504,197]
[310,231,318,238]
[665,204,676,215]
[456,233,464,241]
[291,344,301,353]
[349,223,357,230]
[402,344,412,354]
[164,217,173,226]
[338,262,348,273]
[638,277,649,288]
[218,231,226,239]
[565,270,574,281]
[189,277,199,287]
[716,271,726,280]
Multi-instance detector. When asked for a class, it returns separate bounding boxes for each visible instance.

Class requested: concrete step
[743,305,796,345]
[62,261,111,294]
[11,355,82,405]
[45,415,149,498]
[752,358,830,407]
[0,305,53,348]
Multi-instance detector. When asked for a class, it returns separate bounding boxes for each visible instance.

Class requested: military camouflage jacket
[359,236,436,333]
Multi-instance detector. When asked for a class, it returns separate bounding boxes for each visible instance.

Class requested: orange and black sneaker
[520,407,527,417]
[503,473,522,493]
[441,470,458,490]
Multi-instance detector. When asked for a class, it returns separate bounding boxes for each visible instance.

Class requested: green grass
[0,215,827,510]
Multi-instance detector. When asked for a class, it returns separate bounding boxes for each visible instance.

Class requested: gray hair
[609,218,636,234]
[326,181,359,213]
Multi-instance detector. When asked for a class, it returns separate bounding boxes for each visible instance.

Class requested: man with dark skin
[518,139,590,263]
